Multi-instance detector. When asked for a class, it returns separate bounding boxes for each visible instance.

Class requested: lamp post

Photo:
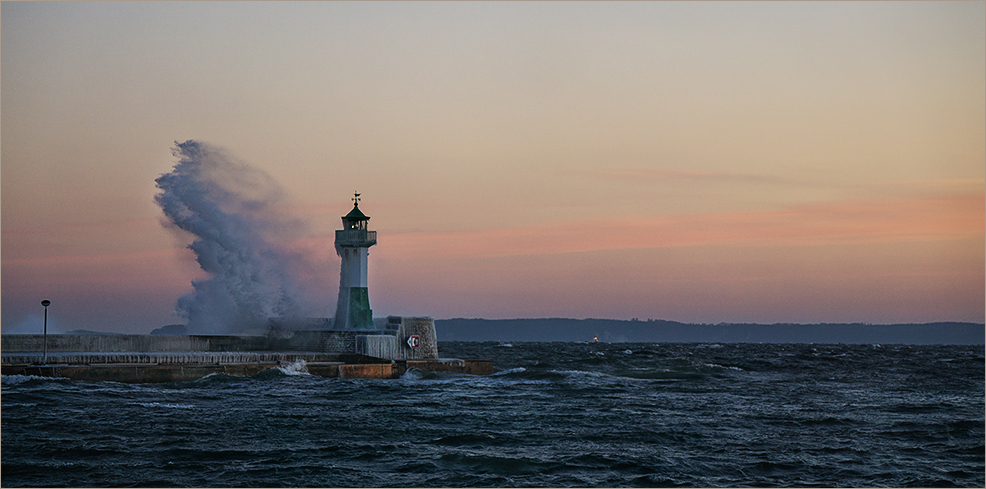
[41,300,51,365]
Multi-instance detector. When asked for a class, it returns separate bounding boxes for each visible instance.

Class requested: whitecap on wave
[491,367,526,376]
[400,367,440,380]
[129,402,195,409]
[193,372,234,382]
[275,359,309,376]
[1,374,54,386]
[552,369,609,378]
[704,363,743,371]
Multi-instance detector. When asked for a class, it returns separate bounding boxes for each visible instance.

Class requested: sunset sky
[2,1,983,334]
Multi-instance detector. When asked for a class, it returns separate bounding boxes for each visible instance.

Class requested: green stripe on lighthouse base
[347,287,373,329]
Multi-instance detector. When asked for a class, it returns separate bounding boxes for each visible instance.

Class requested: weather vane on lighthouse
[352,192,361,206]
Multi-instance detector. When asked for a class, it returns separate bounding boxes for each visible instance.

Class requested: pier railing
[335,229,377,247]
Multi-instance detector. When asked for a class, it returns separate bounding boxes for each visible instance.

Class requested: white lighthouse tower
[333,192,377,330]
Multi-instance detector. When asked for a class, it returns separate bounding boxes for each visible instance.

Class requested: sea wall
[0,332,379,354]
[4,357,493,382]
[396,316,439,360]
[352,317,439,360]
[1,351,348,366]
[356,335,400,360]
[2,317,440,361]
[2,334,216,353]
[287,330,387,353]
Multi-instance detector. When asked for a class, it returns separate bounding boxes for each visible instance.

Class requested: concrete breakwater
[2,331,382,356]
[1,317,494,381]
[2,316,440,359]
[3,356,494,382]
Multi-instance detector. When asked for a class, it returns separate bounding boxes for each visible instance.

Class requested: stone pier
[1,317,493,382]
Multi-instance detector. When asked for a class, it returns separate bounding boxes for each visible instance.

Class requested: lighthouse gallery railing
[335,229,377,247]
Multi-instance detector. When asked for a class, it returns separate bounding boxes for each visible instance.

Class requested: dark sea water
[2,342,983,487]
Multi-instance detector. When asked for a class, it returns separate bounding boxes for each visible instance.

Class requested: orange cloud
[377,192,985,259]
[5,193,980,288]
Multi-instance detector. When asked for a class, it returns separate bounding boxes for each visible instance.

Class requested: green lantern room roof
[343,192,369,220]
[344,205,368,220]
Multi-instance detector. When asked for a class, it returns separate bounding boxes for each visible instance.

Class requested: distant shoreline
[435,318,985,345]
[3,319,981,345]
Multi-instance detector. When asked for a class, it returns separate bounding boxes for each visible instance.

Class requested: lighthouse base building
[324,193,439,359]
[260,193,441,360]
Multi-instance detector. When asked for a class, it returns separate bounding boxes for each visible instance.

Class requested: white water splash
[275,359,309,376]
[155,141,330,334]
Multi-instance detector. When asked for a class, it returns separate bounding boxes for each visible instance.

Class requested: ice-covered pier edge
[1,316,494,382]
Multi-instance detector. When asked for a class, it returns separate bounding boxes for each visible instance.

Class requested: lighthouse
[334,192,377,330]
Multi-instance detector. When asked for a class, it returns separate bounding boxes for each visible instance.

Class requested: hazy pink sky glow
[2,1,983,333]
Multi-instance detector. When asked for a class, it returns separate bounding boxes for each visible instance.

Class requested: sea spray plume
[154,140,321,334]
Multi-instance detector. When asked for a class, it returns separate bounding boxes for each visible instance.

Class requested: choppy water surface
[2,342,983,487]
